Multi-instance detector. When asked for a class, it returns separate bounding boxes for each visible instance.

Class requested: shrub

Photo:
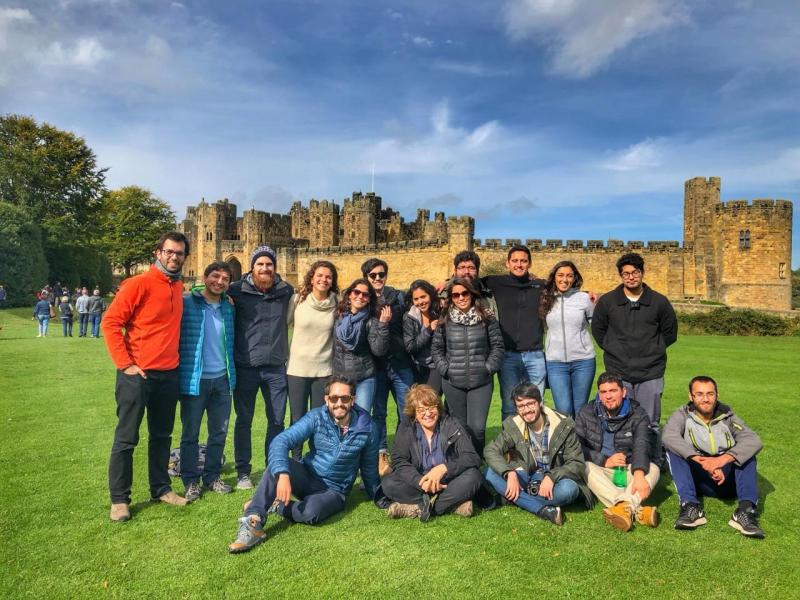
[678,307,800,336]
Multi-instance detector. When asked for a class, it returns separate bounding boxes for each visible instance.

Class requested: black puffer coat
[431,316,504,390]
[574,397,654,474]
[403,307,435,370]
[332,316,390,382]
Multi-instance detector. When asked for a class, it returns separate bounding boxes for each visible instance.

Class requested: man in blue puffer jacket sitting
[229,374,381,553]
[178,262,237,503]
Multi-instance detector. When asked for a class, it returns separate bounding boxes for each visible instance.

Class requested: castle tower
[290,201,310,240]
[712,198,793,310]
[446,216,475,254]
[341,192,381,246]
[307,199,340,247]
[683,176,721,298]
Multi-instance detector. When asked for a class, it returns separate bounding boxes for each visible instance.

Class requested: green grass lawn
[1,306,799,599]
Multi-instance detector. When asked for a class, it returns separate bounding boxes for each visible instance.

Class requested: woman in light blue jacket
[539,261,595,417]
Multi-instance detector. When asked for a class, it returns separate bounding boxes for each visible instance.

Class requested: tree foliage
[101,186,177,276]
[0,202,49,306]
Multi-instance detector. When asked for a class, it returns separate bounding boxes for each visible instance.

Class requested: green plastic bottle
[612,466,627,488]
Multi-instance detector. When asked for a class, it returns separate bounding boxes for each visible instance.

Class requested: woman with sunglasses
[431,277,504,455]
[286,260,340,459]
[538,261,595,418]
[403,279,442,395]
[380,384,483,521]
[333,279,392,411]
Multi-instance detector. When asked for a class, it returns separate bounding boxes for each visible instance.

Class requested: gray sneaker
[185,481,202,503]
[228,515,266,553]
[236,474,254,490]
[207,478,232,494]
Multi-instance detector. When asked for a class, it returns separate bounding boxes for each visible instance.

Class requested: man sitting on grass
[229,375,380,553]
[663,375,764,538]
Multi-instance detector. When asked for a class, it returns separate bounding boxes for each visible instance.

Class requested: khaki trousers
[585,462,660,510]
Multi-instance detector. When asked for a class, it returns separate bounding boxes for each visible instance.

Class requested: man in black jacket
[228,245,293,490]
[591,253,677,444]
[575,372,661,532]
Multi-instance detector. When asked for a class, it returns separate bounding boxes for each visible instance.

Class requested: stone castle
[178,177,794,311]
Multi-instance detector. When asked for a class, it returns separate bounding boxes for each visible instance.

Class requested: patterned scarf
[448,305,482,325]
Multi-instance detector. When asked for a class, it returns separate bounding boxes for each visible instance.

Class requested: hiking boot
[420,494,434,523]
[453,500,474,518]
[728,506,765,539]
[378,452,393,478]
[537,505,564,526]
[236,474,254,490]
[675,502,707,530]
[185,482,202,503]
[387,502,421,519]
[154,490,189,506]
[635,506,660,528]
[207,478,232,494]
[109,503,130,522]
[228,515,266,553]
[603,501,633,532]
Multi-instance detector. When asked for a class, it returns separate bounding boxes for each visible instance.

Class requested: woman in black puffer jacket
[403,279,443,395]
[431,277,504,455]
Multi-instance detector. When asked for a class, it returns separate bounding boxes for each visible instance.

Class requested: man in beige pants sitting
[575,372,660,531]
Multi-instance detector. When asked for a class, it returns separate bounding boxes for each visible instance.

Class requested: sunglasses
[350,289,370,299]
[368,272,386,280]
[450,291,471,300]
[328,394,354,404]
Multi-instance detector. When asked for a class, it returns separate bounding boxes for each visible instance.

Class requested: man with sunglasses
[103,231,191,522]
[229,375,381,553]
[361,258,415,476]
[591,253,678,456]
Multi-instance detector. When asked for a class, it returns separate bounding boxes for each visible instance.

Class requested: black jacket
[403,307,435,370]
[377,286,413,370]
[574,397,654,474]
[481,274,545,352]
[332,316,390,382]
[431,316,504,390]
[591,283,678,383]
[228,273,293,368]
[389,415,481,489]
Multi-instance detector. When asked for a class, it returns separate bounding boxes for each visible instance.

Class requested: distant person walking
[58,295,74,337]
[33,291,52,337]
[87,288,106,338]
[76,287,90,337]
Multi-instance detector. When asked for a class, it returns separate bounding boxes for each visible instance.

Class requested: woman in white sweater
[287,260,339,458]
[539,261,596,418]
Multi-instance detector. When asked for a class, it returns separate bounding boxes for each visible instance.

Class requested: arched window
[739,229,750,250]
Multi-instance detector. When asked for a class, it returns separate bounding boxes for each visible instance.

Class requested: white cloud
[412,35,434,48]
[602,138,665,171]
[0,7,35,52]
[40,37,111,69]
[504,0,688,78]
[432,59,512,77]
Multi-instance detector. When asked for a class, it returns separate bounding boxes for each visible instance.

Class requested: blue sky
[2,0,798,263]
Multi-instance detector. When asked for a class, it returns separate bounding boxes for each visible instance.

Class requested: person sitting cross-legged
[575,372,661,532]
[484,382,591,526]
[663,375,764,539]
[229,375,380,553]
[380,384,483,522]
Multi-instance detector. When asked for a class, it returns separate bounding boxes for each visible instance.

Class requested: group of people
[32,285,105,337]
[100,231,767,555]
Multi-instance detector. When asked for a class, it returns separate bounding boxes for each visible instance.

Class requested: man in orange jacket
[102,231,191,522]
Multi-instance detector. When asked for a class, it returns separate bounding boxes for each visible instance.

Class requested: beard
[253,271,274,289]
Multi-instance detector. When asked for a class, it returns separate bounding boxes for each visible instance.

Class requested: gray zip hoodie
[544,289,595,362]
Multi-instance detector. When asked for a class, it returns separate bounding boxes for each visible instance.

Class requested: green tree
[101,186,176,276]
[0,202,49,307]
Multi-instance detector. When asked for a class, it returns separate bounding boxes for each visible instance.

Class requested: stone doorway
[226,256,242,282]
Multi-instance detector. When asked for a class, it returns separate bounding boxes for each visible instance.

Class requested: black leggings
[442,379,493,457]
[381,467,483,515]
[287,375,327,459]
[415,366,442,396]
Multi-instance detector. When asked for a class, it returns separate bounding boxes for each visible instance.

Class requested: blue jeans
[546,358,596,418]
[61,318,73,336]
[180,374,232,486]
[485,468,580,515]
[233,364,288,476]
[373,365,415,451]
[90,313,102,337]
[499,350,546,420]
[78,313,90,336]
[354,376,377,412]
[666,450,759,506]
[37,315,50,335]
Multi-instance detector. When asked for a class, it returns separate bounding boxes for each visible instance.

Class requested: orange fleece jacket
[102,265,183,371]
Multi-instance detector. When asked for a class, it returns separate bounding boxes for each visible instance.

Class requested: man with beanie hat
[228,245,293,490]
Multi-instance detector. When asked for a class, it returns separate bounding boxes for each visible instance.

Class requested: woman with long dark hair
[403,279,442,394]
[333,278,391,411]
[539,260,595,417]
[431,277,504,455]
[286,260,340,458]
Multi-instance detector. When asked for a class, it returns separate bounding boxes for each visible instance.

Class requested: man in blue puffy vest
[229,375,381,553]
[178,262,237,502]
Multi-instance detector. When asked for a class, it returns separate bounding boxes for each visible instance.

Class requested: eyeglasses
[456,265,477,273]
[350,289,370,299]
[620,269,642,279]
[368,272,386,281]
[160,249,185,258]
[328,394,354,405]
[692,392,717,399]
[515,400,539,412]
[416,406,439,416]
[450,291,471,300]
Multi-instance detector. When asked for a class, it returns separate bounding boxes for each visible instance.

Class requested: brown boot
[387,502,421,519]
[155,491,188,506]
[453,501,474,517]
[109,503,130,522]
[603,501,633,532]
[636,506,660,527]
[378,452,393,478]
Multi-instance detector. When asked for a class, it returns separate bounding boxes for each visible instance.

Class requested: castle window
[738,229,750,250]
[779,263,786,279]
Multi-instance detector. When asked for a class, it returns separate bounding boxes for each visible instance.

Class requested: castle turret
[683,176,721,298]
[341,192,381,246]
[307,199,340,247]
[446,216,475,254]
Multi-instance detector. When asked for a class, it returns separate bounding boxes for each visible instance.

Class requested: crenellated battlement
[471,238,683,252]
[715,198,793,214]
